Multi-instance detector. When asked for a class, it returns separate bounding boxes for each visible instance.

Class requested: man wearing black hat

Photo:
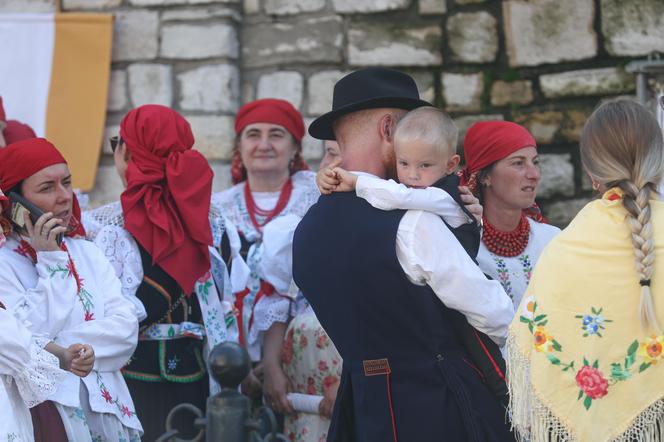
[292,68,515,441]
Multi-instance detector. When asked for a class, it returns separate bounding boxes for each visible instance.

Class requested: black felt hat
[308,67,431,140]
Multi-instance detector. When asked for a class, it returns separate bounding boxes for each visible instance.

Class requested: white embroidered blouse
[477,219,560,311]
[0,306,66,441]
[211,171,320,360]
[0,235,142,432]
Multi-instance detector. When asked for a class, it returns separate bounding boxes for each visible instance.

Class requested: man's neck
[246,171,290,192]
[484,201,522,231]
[343,157,388,179]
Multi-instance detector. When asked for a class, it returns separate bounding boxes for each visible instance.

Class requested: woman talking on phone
[0,138,142,441]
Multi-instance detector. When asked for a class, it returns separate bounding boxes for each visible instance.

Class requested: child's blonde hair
[580,99,664,334]
[394,106,458,159]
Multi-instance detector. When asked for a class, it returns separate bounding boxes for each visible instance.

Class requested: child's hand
[63,344,95,377]
[331,167,358,192]
[317,158,342,194]
[458,186,483,223]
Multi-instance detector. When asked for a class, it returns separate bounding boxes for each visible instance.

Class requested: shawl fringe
[507,333,664,442]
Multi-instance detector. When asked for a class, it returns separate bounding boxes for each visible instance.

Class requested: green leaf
[577,390,584,400]
[639,362,652,373]
[583,357,589,366]
[592,307,598,315]
[627,340,639,357]
[596,332,603,338]
[625,353,635,368]
[540,320,548,326]
[552,340,563,352]
[519,316,530,324]
[575,315,583,319]
[547,354,561,365]
[528,323,534,333]
[583,396,592,410]
[593,359,599,369]
[533,314,547,322]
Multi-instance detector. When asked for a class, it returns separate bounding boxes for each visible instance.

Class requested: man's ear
[378,113,396,142]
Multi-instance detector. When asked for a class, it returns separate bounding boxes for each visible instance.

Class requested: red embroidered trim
[482,214,530,257]
[472,329,505,381]
[234,288,250,346]
[386,373,398,442]
[244,178,293,232]
[248,280,275,331]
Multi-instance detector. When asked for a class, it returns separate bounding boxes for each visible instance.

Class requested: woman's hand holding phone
[24,211,67,252]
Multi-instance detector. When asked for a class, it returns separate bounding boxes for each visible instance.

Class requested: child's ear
[446,154,461,173]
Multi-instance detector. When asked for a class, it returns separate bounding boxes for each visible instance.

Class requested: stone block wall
[3,0,664,226]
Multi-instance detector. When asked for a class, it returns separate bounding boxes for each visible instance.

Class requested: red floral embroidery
[197,271,212,284]
[282,328,294,364]
[84,311,95,322]
[101,388,113,403]
[13,243,36,261]
[299,334,308,349]
[120,405,134,418]
[316,334,327,349]
[575,365,609,399]
[323,375,338,393]
[318,360,328,371]
[306,377,316,394]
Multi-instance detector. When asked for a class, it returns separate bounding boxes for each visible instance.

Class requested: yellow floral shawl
[508,189,664,442]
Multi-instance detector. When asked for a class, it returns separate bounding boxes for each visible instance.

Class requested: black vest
[122,243,206,383]
[293,193,513,442]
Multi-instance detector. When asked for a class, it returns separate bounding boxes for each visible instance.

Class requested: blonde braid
[618,180,662,335]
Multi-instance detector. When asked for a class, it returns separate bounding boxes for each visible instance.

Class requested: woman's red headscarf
[0,138,86,237]
[231,98,309,185]
[460,120,545,222]
[120,105,213,294]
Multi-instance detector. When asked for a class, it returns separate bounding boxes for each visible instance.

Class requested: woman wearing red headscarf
[211,99,325,416]
[83,104,234,440]
[460,121,560,312]
[0,139,141,440]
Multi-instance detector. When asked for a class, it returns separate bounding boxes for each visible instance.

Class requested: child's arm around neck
[355,174,472,228]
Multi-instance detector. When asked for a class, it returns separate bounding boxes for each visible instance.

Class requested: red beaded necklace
[244,178,293,232]
[482,213,531,257]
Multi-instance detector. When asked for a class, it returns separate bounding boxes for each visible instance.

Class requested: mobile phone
[8,191,63,246]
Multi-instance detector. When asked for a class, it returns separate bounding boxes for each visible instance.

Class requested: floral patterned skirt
[282,311,342,442]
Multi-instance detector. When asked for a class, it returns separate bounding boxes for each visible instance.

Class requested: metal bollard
[205,342,252,442]
[157,342,289,442]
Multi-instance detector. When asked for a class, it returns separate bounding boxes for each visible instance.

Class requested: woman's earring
[592,181,600,191]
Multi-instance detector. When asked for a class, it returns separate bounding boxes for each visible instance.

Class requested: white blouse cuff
[14,341,66,408]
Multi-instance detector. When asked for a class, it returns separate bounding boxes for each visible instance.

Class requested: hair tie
[640,279,651,287]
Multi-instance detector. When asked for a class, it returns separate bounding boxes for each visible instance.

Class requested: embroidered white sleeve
[247,295,291,345]
[14,339,66,408]
[92,225,146,321]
